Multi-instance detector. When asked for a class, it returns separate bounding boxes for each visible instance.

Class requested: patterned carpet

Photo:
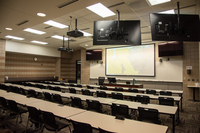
[0,99,200,133]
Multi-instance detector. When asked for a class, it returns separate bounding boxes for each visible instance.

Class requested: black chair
[86,99,102,113]
[69,83,76,87]
[48,86,54,90]
[99,127,116,133]
[71,120,92,133]
[19,87,26,95]
[41,111,71,133]
[115,87,123,92]
[0,96,8,113]
[52,94,63,104]
[128,88,138,93]
[158,97,174,106]
[7,100,27,123]
[97,91,107,98]
[26,106,42,132]
[54,87,61,91]
[70,97,83,108]
[81,89,91,96]
[146,89,157,95]
[137,107,161,124]
[111,103,130,119]
[160,91,172,96]
[27,89,38,98]
[87,85,94,89]
[76,84,82,88]
[111,92,123,100]
[69,88,76,94]
[98,77,105,85]
[99,86,107,90]
[60,83,66,86]
[136,95,150,104]
[43,92,52,101]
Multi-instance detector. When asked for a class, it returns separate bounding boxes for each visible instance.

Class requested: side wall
[0,39,6,83]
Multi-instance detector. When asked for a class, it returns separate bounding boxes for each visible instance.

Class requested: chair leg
[25,118,29,132]
[68,126,72,133]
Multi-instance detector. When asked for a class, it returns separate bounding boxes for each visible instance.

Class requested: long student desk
[0,89,168,133]
[5,83,178,133]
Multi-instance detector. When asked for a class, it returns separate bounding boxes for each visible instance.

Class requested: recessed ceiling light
[37,13,46,17]
[44,20,68,29]
[86,3,115,18]
[158,9,175,14]
[5,35,24,40]
[85,44,88,46]
[79,30,92,36]
[24,28,46,35]
[5,28,12,30]
[31,40,48,45]
[51,35,69,40]
[147,0,171,6]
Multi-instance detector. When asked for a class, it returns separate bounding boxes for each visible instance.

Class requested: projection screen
[106,44,155,76]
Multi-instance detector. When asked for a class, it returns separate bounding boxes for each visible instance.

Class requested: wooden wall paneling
[0,39,6,83]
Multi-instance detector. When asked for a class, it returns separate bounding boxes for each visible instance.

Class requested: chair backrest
[43,92,52,101]
[54,87,61,91]
[146,89,157,95]
[87,85,94,89]
[69,88,76,94]
[115,87,123,92]
[27,106,42,123]
[97,91,107,98]
[28,89,37,98]
[19,87,26,95]
[82,89,91,96]
[98,77,105,85]
[136,95,150,104]
[111,92,123,100]
[99,86,107,90]
[7,100,19,113]
[160,91,172,96]
[128,88,138,93]
[60,83,66,86]
[52,94,63,104]
[71,97,82,108]
[158,97,174,106]
[71,120,92,133]
[138,107,161,124]
[111,103,130,118]
[42,111,58,130]
[69,83,76,87]
[86,99,102,113]
[0,96,8,109]
[76,84,82,88]
[99,127,115,133]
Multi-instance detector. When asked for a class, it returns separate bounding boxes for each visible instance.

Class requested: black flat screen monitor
[86,49,102,61]
[93,20,141,45]
[150,13,200,41]
[107,77,116,84]
[158,41,183,57]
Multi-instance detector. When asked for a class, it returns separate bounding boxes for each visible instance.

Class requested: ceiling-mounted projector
[67,19,83,37]
[57,35,73,52]
[57,46,66,51]
[66,48,73,52]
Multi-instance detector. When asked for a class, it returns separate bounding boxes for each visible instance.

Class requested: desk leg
[172,114,175,133]
[176,101,180,125]
[179,94,183,111]
[193,88,196,101]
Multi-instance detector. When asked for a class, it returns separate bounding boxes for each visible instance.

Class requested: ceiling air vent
[58,0,78,8]
[17,20,29,26]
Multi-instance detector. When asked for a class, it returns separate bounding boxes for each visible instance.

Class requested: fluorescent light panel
[86,3,115,18]
[51,35,69,40]
[159,9,175,14]
[24,28,46,35]
[147,0,171,6]
[31,40,48,45]
[44,20,68,29]
[5,35,24,40]
[5,28,12,30]
[79,30,92,36]
[37,13,46,17]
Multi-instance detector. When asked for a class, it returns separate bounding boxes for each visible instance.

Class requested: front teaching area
[0,0,200,133]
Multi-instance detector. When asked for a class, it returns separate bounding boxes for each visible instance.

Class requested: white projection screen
[106,44,155,76]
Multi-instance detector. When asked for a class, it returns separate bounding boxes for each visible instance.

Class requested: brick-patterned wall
[81,48,90,84]
[61,50,81,82]
[183,42,199,100]
[0,39,6,83]
[5,52,57,78]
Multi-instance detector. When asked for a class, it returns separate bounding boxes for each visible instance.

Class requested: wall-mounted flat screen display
[93,20,141,45]
[106,44,155,76]
[159,41,183,57]
[150,13,200,41]
[86,49,102,61]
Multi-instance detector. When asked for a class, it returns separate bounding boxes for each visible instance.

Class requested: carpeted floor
[0,99,200,133]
